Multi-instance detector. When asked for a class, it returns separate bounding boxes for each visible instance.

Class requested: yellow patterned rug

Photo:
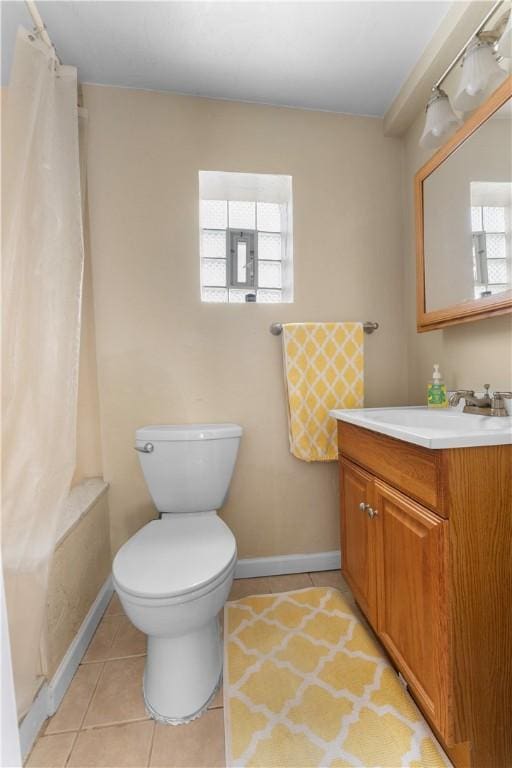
[223,587,451,768]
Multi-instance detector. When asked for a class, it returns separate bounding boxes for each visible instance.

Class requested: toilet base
[143,617,223,724]
[144,671,222,726]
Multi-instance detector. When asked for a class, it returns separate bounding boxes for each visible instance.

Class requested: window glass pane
[201,230,226,259]
[257,202,281,232]
[200,200,227,229]
[201,287,228,303]
[487,259,508,284]
[201,258,226,287]
[228,201,256,229]
[257,289,282,303]
[229,289,253,303]
[486,234,506,259]
[237,241,247,283]
[258,260,282,289]
[483,206,506,232]
[471,207,482,232]
[258,232,281,261]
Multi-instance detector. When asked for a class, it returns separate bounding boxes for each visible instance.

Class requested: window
[199,172,293,303]
[471,205,509,297]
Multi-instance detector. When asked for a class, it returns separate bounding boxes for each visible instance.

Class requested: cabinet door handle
[359,502,377,518]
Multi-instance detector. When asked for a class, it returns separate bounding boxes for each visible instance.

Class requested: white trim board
[19,575,113,761]
[18,682,49,764]
[234,551,341,579]
[1,567,22,767]
[47,576,113,714]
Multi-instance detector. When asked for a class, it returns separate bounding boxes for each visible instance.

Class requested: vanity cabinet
[337,422,512,768]
[341,459,448,738]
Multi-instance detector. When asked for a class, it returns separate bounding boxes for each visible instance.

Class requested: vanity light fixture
[452,36,507,112]
[419,1,509,148]
[419,87,461,149]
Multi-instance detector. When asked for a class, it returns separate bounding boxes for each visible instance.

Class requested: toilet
[112,423,242,724]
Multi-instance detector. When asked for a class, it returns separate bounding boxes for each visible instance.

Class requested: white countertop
[329,406,512,449]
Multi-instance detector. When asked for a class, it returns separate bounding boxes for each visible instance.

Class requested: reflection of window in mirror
[470,182,511,299]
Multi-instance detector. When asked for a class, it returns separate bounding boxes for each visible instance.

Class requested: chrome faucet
[448,385,512,416]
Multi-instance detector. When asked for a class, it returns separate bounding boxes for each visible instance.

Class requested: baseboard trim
[48,575,114,715]
[18,682,49,762]
[19,575,113,761]
[234,551,341,579]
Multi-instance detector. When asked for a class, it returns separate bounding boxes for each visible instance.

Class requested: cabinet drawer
[338,422,445,515]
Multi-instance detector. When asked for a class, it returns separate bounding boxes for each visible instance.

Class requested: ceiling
[1,1,451,116]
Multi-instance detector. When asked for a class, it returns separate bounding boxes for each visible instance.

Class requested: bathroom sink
[329,406,512,449]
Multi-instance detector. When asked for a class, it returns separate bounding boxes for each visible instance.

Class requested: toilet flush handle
[134,442,154,453]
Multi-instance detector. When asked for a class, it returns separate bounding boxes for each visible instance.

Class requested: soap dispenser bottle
[427,364,447,408]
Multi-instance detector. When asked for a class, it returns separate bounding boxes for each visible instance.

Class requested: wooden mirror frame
[415,76,512,332]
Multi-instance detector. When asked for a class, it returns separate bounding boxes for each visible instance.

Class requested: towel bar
[269,321,379,336]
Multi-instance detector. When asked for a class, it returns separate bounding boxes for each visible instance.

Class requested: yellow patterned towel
[224,587,451,768]
[282,323,364,461]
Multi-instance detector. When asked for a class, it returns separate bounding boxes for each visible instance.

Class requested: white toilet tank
[135,423,242,513]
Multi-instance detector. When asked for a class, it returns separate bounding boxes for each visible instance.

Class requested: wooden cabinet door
[339,459,377,626]
[374,480,450,741]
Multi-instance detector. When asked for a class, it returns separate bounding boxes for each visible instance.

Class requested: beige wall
[45,492,111,677]
[83,84,407,558]
[402,105,512,403]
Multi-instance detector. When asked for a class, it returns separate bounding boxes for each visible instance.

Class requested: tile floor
[26,571,354,768]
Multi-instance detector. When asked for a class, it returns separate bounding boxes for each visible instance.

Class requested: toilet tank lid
[136,423,242,442]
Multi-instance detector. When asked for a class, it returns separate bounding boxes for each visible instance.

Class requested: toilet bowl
[112,423,242,724]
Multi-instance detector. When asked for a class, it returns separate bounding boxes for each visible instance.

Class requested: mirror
[416,78,512,331]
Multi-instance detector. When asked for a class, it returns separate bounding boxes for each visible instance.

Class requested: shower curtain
[2,28,84,717]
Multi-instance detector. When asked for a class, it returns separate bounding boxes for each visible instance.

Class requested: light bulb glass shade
[419,89,461,149]
[453,39,507,112]
[497,13,512,59]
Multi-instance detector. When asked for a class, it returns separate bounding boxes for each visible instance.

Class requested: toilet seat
[113,513,237,600]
